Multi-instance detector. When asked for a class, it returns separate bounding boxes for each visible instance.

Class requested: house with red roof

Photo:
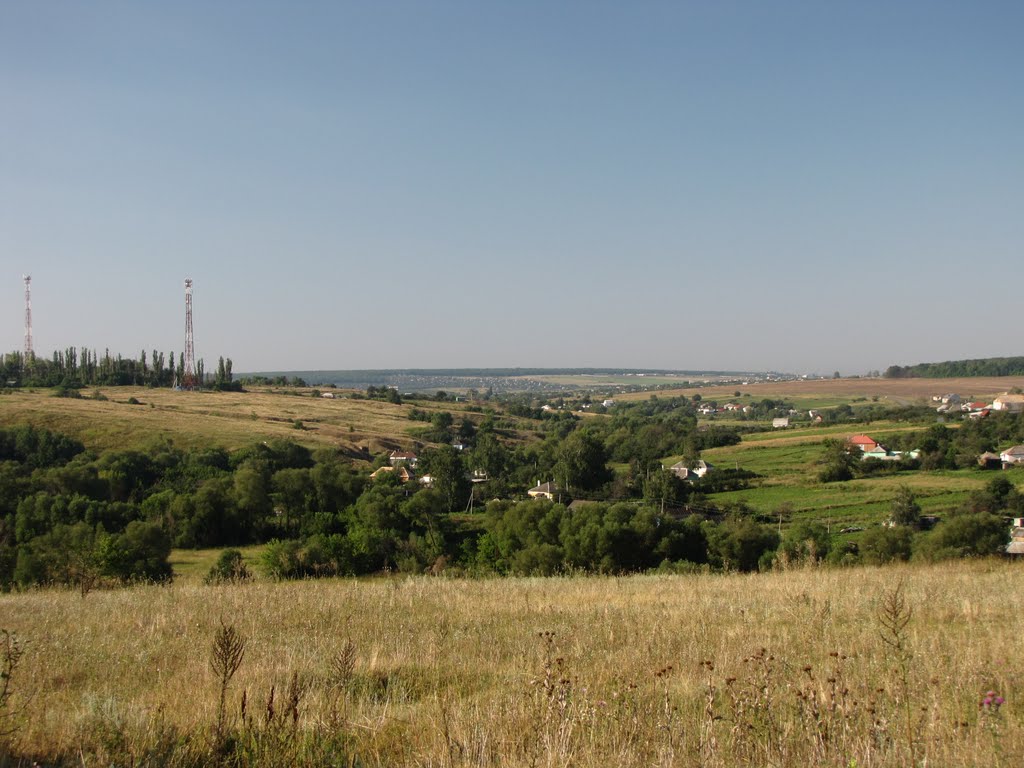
[848,435,879,452]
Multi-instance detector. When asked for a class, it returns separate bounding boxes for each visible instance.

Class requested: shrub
[100,521,173,583]
[778,521,831,564]
[914,513,1007,561]
[51,386,82,399]
[860,525,913,565]
[205,549,251,585]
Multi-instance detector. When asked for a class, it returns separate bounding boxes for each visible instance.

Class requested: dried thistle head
[877,581,912,654]
[286,671,306,727]
[330,639,356,690]
[211,621,246,684]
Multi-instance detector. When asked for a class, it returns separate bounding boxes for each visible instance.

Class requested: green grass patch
[170,545,266,582]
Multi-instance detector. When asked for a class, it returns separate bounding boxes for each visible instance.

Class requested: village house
[978,451,1003,469]
[1007,517,1024,556]
[527,481,559,500]
[772,417,789,428]
[370,465,416,483]
[388,450,419,467]
[1000,445,1024,466]
[992,393,1024,413]
[848,434,880,452]
[669,459,714,481]
[862,446,919,462]
[862,446,897,461]
[961,401,989,413]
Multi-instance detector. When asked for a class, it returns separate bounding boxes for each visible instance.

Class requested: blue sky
[2,1,1021,375]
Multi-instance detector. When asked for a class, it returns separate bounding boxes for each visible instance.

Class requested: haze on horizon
[2,2,1022,376]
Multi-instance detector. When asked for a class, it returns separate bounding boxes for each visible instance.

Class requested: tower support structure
[23,275,33,368]
[182,278,196,389]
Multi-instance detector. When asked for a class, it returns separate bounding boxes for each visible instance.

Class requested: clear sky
[2,1,1021,375]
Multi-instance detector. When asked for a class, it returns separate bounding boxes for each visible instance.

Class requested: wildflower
[979,691,1004,711]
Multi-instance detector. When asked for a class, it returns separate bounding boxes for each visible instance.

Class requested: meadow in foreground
[2,559,1021,767]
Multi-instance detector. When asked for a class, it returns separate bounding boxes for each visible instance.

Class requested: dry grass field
[0,387,476,457]
[2,561,1022,766]
[617,375,1024,407]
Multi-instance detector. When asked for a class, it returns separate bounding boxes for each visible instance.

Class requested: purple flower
[980,691,1005,710]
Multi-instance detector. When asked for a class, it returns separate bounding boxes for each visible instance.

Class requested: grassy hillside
[0,386,505,457]
[618,375,1024,409]
[697,421,1023,532]
[4,380,1021,538]
[2,561,1022,766]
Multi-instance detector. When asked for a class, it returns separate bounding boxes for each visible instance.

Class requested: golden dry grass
[0,387,472,457]
[2,561,1022,766]
[617,375,1024,404]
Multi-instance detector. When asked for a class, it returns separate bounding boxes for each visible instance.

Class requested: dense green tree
[233,464,273,537]
[642,468,689,510]
[817,439,858,482]
[468,432,509,479]
[889,486,921,528]
[0,425,84,468]
[419,446,470,513]
[859,526,913,565]
[778,521,831,564]
[554,429,612,495]
[182,477,237,547]
[97,451,157,503]
[309,455,364,514]
[99,521,173,582]
[914,513,1007,561]
[704,517,779,572]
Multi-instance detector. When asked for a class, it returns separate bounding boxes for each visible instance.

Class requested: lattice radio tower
[182,278,197,390]
[23,275,33,368]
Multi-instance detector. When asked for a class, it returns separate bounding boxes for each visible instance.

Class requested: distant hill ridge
[239,368,761,385]
[885,356,1024,378]
[235,367,772,393]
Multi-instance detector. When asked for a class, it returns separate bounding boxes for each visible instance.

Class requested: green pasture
[709,473,981,526]
[695,420,1018,531]
[169,544,266,582]
[739,421,927,443]
[698,421,937,479]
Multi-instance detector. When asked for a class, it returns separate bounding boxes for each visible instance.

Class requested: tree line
[885,356,1024,378]
[1,349,246,390]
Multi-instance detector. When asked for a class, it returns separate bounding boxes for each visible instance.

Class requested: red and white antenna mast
[182,278,196,389]
[23,275,33,366]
